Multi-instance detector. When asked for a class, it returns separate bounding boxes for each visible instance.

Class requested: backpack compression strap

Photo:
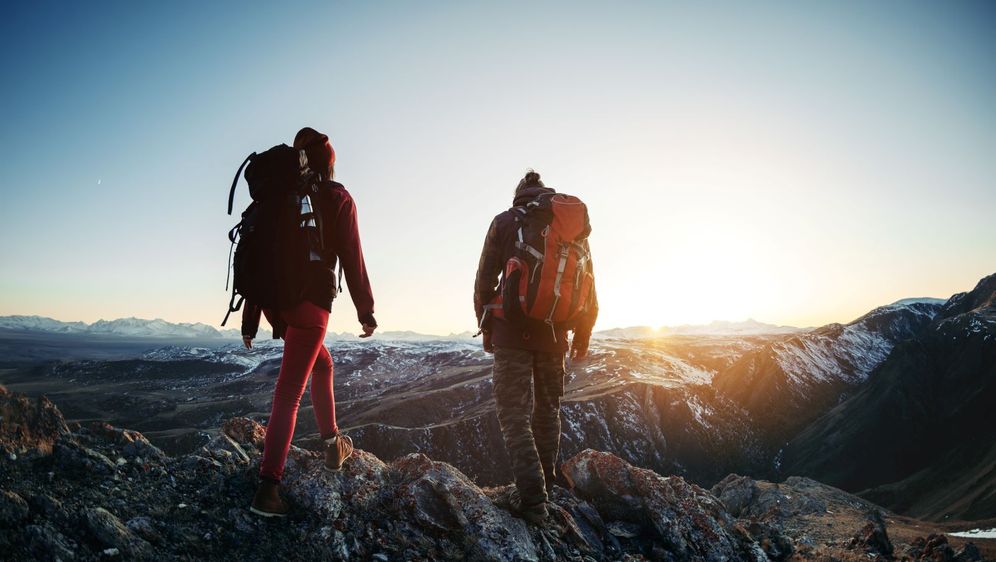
[227,152,255,215]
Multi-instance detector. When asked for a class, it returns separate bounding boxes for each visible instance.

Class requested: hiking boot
[324,433,353,471]
[250,480,289,518]
[510,495,548,526]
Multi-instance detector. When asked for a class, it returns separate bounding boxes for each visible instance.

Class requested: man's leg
[532,351,565,492]
[492,346,547,507]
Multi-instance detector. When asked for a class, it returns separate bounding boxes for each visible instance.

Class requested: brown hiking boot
[250,480,289,518]
[324,433,353,471]
[510,494,548,525]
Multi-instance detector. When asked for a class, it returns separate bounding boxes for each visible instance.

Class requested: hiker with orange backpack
[223,127,377,517]
[474,170,598,524]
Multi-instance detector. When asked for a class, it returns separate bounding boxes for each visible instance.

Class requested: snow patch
[948,528,996,539]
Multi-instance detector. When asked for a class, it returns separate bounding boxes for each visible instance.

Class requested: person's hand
[569,334,589,360]
[482,331,495,354]
[242,336,253,350]
[359,323,376,338]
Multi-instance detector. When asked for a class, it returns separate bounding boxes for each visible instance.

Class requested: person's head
[515,169,545,195]
[294,127,335,179]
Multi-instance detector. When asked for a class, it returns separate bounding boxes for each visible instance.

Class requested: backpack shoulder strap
[227,152,255,215]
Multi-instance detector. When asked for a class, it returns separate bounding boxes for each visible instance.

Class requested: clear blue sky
[1,1,994,334]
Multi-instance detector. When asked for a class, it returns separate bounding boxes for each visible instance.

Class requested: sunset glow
[0,2,993,334]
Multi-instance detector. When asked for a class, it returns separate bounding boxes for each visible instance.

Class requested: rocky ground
[1,387,992,561]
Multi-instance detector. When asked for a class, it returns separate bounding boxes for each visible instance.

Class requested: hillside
[784,274,996,521]
[1,388,991,561]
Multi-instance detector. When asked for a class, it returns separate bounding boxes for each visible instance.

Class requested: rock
[606,520,641,538]
[390,453,538,561]
[563,449,770,562]
[53,439,118,475]
[25,524,78,561]
[83,507,151,558]
[181,454,223,471]
[27,493,64,520]
[202,432,251,466]
[87,422,166,461]
[282,448,388,520]
[711,474,759,517]
[848,510,893,557]
[0,490,30,525]
[955,542,982,562]
[222,417,266,451]
[778,477,832,515]
[125,516,161,544]
[905,533,960,561]
[0,387,69,455]
[746,521,794,562]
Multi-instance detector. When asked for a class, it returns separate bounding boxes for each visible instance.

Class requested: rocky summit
[0,388,991,561]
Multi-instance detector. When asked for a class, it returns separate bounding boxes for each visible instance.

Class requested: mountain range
[0,315,815,342]
[0,273,993,532]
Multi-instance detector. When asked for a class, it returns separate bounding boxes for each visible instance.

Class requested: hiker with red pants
[235,127,377,517]
[474,170,598,524]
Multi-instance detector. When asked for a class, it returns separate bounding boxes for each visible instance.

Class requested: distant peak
[889,297,947,307]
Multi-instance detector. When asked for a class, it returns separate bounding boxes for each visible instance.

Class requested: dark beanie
[293,127,335,176]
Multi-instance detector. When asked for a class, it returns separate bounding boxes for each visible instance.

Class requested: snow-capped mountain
[2,277,992,523]
[665,319,807,336]
[0,315,89,333]
[0,315,240,339]
[784,275,996,521]
[711,298,946,447]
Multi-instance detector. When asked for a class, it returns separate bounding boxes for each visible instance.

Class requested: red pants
[259,301,338,482]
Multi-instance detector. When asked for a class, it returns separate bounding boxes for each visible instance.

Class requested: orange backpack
[487,193,595,340]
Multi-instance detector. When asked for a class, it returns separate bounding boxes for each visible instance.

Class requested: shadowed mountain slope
[783,274,996,521]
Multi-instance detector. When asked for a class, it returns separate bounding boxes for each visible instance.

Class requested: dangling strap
[227,153,255,215]
[224,223,241,291]
[221,294,244,327]
[474,304,503,336]
[336,262,344,295]
[544,245,570,343]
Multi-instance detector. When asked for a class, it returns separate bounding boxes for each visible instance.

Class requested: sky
[0,0,994,335]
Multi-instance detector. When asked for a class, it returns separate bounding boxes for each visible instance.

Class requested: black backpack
[221,144,329,326]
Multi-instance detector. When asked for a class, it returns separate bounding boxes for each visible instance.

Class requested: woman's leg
[259,301,329,482]
[310,344,339,439]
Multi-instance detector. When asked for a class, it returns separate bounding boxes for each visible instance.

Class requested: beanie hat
[293,127,335,177]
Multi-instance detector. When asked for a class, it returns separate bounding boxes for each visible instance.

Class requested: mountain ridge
[0,387,990,561]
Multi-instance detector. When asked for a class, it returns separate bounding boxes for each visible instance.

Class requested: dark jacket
[242,180,376,338]
[474,186,598,353]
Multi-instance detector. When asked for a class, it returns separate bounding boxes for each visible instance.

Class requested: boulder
[0,387,69,455]
[25,524,78,561]
[82,507,152,558]
[86,422,166,461]
[563,449,769,562]
[53,439,117,475]
[390,453,538,562]
[848,510,893,557]
[282,448,388,521]
[0,490,30,526]
[222,417,266,451]
[711,474,759,517]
